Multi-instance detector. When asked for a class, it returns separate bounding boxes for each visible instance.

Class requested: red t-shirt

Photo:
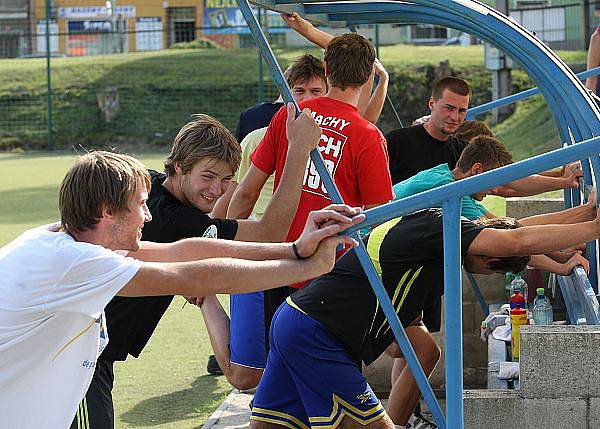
[251,97,394,285]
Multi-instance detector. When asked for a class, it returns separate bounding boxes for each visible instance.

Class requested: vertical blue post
[443,198,463,429]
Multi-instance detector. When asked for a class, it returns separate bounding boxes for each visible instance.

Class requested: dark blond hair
[432,76,472,100]
[285,54,326,89]
[454,120,494,142]
[456,136,513,172]
[324,33,375,90]
[59,151,151,235]
[164,114,241,177]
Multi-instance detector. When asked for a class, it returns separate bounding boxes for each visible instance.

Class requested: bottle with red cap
[509,290,526,310]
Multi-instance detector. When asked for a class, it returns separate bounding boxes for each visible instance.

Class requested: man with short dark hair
[388,77,582,194]
[250,203,600,429]
[0,150,363,429]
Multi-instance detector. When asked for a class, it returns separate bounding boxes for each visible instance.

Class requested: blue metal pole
[236,1,446,426]
[343,133,600,235]
[443,198,463,429]
[466,67,600,119]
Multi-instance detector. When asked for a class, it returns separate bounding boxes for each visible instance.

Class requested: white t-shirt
[0,225,143,428]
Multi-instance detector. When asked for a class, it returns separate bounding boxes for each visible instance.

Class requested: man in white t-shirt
[0,108,363,429]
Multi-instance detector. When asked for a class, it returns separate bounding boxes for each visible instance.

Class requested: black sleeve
[236,110,247,142]
[419,211,485,257]
[171,206,239,241]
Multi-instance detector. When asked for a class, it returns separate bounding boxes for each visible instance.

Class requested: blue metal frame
[239,1,600,428]
[466,67,600,120]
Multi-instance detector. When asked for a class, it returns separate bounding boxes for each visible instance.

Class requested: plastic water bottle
[533,287,553,325]
[509,273,528,305]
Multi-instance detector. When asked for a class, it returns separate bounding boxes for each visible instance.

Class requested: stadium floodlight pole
[236,1,446,427]
[44,0,54,151]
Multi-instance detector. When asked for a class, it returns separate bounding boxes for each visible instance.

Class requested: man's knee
[339,413,395,429]
[227,365,263,390]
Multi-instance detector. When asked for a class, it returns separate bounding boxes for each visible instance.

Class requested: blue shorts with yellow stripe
[251,299,385,429]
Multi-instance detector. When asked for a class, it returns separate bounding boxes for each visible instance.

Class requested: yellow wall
[33,0,204,53]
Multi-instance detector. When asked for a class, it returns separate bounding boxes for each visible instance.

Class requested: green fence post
[44,0,54,150]
[257,7,265,102]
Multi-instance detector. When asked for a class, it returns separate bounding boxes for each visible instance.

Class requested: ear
[471,162,484,175]
[428,96,434,111]
[174,161,182,175]
[101,204,115,220]
[324,61,330,78]
[485,256,502,269]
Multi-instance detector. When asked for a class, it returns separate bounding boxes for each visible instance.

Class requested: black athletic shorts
[70,360,115,429]
[422,296,442,333]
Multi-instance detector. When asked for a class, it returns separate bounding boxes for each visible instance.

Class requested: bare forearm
[498,175,568,197]
[529,254,569,275]
[133,238,295,263]
[358,73,375,117]
[121,256,322,297]
[227,183,260,220]
[363,77,388,124]
[200,295,234,375]
[513,222,598,256]
[519,203,595,226]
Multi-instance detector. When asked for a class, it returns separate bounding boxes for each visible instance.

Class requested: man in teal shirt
[393,135,513,220]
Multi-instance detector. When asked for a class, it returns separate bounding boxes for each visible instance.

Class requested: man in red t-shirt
[229,32,394,258]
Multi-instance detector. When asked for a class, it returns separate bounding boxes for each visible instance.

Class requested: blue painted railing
[558,267,600,325]
[466,67,600,119]
[240,1,600,428]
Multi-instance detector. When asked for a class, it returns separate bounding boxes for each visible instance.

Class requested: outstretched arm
[495,163,582,197]
[119,207,363,297]
[227,166,267,220]
[529,253,590,276]
[518,191,596,226]
[468,210,600,257]
[282,12,333,49]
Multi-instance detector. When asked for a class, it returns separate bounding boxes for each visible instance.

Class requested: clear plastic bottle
[509,273,528,306]
[533,287,553,326]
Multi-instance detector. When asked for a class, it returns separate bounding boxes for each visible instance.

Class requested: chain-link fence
[0,1,595,151]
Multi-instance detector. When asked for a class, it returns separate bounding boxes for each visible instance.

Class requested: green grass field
[0,151,233,429]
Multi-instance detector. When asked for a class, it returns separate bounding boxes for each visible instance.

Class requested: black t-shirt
[100,171,239,361]
[386,124,469,184]
[290,209,484,367]
[236,101,284,142]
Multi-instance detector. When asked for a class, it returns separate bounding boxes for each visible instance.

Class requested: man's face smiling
[428,89,470,138]
[178,158,234,213]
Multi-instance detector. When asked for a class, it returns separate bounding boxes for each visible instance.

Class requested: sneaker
[406,413,437,429]
[206,354,223,376]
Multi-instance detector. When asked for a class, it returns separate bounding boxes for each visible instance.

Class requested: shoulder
[241,127,268,151]
[386,125,421,142]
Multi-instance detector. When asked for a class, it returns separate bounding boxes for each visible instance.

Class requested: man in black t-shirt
[250,206,600,429]
[71,106,326,429]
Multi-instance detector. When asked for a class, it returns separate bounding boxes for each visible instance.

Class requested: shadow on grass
[0,185,58,224]
[120,374,230,428]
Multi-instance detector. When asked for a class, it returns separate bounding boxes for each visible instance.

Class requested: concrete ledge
[202,389,252,429]
[519,325,600,398]
[464,390,588,428]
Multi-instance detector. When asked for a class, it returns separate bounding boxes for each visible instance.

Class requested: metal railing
[241,1,600,428]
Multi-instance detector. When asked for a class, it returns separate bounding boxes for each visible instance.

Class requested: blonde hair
[164,114,241,176]
[59,151,150,235]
